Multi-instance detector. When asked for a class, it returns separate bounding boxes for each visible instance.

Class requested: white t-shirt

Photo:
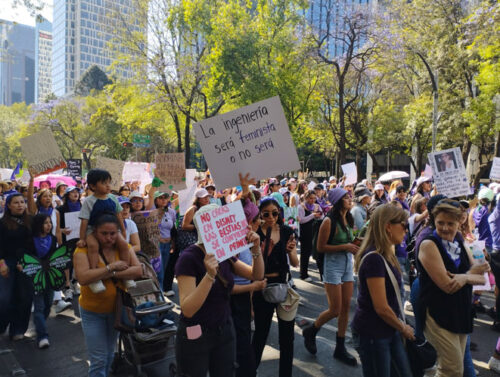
[124,218,138,243]
[408,214,423,237]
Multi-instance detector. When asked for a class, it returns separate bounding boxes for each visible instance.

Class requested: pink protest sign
[195,201,249,262]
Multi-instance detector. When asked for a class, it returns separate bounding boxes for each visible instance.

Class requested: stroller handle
[135,302,175,316]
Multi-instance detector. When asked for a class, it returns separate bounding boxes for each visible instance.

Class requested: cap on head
[195,188,210,198]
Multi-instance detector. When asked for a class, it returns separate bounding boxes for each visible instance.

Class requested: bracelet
[106,265,111,273]
[205,273,215,282]
[252,252,261,260]
[112,270,116,277]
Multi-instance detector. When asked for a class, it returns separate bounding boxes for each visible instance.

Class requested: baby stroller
[111,252,177,377]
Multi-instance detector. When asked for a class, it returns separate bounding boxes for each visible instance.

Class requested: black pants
[299,234,312,279]
[163,248,180,291]
[491,250,500,321]
[231,291,256,377]
[252,290,294,377]
[315,253,324,281]
[176,319,236,377]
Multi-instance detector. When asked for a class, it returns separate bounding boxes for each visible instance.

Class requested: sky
[2,0,53,27]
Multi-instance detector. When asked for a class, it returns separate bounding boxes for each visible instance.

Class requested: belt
[159,238,171,243]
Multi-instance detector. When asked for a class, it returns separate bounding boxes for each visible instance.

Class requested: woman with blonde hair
[352,204,414,376]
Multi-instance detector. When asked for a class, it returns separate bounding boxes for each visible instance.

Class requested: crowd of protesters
[2,166,500,377]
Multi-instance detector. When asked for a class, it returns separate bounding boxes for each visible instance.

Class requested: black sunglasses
[262,211,279,218]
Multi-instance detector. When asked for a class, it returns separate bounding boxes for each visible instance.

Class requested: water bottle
[470,241,485,263]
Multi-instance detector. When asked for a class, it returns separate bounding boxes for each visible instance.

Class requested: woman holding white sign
[175,195,264,377]
[252,197,299,377]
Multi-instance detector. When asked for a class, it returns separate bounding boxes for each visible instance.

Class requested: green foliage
[74,65,113,97]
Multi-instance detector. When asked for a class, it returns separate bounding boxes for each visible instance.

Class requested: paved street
[1,259,500,377]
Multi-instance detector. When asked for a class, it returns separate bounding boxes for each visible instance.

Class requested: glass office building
[52,0,138,96]
[306,0,374,57]
[0,20,35,105]
[35,18,52,103]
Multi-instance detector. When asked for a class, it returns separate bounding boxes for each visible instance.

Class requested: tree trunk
[184,116,191,168]
[355,148,363,182]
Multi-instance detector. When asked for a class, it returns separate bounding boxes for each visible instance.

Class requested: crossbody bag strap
[359,251,405,322]
[380,255,405,322]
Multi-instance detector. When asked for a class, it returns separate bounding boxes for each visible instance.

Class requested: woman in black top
[252,197,298,377]
[418,200,489,377]
[0,193,33,340]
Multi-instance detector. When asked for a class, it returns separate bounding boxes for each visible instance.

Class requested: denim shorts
[323,251,354,285]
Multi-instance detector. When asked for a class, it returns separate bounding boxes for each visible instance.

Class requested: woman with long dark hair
[302,188,358,366]
[0,193,33,340]
[252,197,299,377]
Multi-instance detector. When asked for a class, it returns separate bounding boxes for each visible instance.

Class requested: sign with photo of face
[428,147,469,198]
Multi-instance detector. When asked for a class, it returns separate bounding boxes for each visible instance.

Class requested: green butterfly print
[21,246,72,293]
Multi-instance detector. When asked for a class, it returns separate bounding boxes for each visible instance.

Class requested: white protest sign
[123,162,148,183]
[20,130,66,176]
[193,96,300,189]
[179,169,198,216]
[194,201,249,262]
[64,211,81,241]
[95,157,125,191]
[490,157,500,180]
[428,147,469,198]
[307,181,316,191]
[341,162,357,186]
[155,153,187,191]
[423,164,433,179]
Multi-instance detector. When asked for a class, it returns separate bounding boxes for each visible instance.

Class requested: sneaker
[63,287,73,302]
[302,277,313,283]
[11,334,24,341]
[89,280,106,293]
[71,280,81,295]
[489,355,500,373]
[404,300,413,312]
[54,300,71,314]
[38,338,50,349]
[302,324,319,355]
[165,290,175,297]
[124,279,136,289]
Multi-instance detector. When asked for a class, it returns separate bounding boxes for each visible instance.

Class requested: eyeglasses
[131,198,144,203]
[391,221,408,228]
[262,211,279,218]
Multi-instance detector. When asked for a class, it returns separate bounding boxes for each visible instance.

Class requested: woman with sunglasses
[302,188,358,366]
[252,197,298,377]
[352,204,414,376]
[418,200,489,377]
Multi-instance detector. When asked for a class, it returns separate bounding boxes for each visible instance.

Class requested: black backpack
[311,213,337,260]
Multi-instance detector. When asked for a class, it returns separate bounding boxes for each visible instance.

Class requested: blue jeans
[33,289,54,341]
[409,278,424,339]
[80,307,118,377]
[463,335,476,377]
[0,259,33,338]
[355,331,412,377]
[157,241,171,289]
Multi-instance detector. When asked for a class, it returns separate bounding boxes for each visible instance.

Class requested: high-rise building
[35,18,52,103]
[0,19,35,105]
[306,0,374,57]
[52,0,139,96]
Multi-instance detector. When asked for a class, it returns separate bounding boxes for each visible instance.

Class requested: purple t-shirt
[489,200,500,250]
[352,251,402,339]
[473,205,492,248]
[175,244,235,329]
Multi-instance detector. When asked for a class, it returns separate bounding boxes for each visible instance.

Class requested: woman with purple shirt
[175,183,265,377]
[352,204,414,376]
[154,191,177,290]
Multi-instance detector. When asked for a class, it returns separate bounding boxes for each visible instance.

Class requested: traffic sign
[133,143,151,148]
[133,134,151,144]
